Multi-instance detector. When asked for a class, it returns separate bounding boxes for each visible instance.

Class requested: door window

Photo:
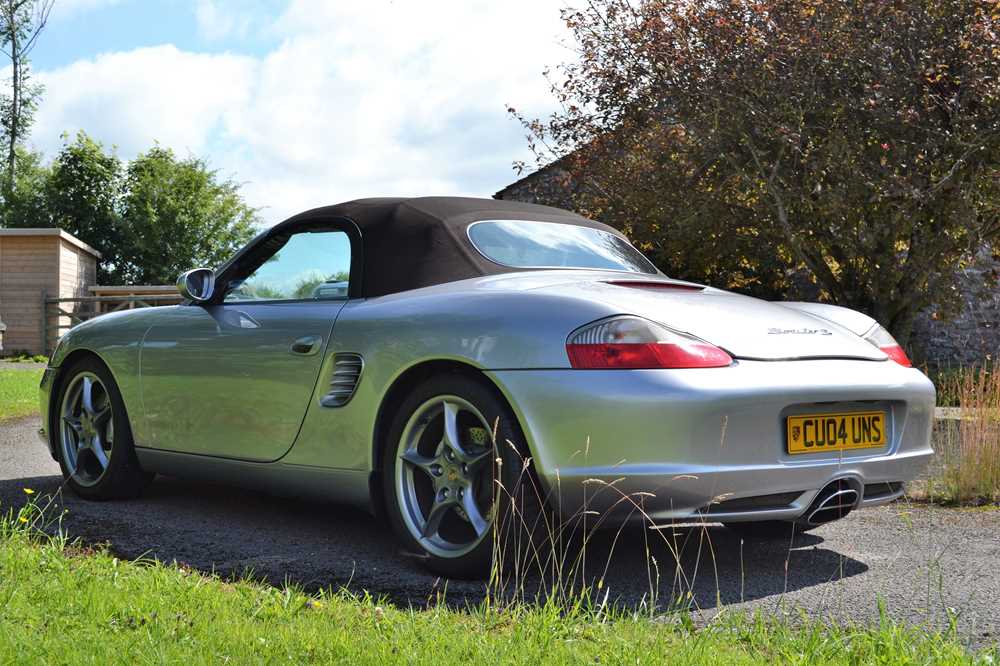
[224,230,352,302]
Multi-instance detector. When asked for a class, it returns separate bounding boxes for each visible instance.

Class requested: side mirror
[177,268,216,303]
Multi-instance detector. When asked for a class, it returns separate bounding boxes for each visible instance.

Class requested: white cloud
[50,0,124,20]
[195,0,262,41]
[33,45,255,157]
[31,0,573,224]
[195,0,236,41]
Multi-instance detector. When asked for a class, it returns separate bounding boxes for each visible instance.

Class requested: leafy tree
[0,145,48,227]
[292,271,349,299]
[235,282,284,300]
[0,0,53,195]
[516,0,1000,344]
[118,146,258,284]
[2,132,260,285]
[42,132,124,283]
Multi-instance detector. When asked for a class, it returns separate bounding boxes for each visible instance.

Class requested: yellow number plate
[786,411,887,455]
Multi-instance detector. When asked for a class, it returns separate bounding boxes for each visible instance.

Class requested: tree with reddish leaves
[515,0,1000,345]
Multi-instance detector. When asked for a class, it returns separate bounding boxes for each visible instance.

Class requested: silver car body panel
[138,301,344,460]
[779,301,881,337]
[532,281,887,361]
[487,359,934,522]
[41,268,934,520]
[44,307,162,452]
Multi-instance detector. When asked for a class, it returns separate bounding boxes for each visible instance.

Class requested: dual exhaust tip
[802,478,861,526]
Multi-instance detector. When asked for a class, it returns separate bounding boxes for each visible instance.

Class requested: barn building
[0,229,99,355]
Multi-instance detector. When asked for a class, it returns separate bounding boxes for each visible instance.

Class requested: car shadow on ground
[0,473,867,613]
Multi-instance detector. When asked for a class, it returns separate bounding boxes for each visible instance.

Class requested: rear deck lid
[543,277,887,361]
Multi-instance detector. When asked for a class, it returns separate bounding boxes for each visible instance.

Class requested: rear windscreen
[467,219,658,274]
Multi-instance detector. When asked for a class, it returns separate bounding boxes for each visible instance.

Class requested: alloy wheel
[394,395,495,558]
[59,372,115,487]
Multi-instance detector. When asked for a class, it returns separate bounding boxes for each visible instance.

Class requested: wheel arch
[52,348,116,403]
[49,348,135,449]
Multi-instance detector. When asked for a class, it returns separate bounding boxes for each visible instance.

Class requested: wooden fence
[42,286,183,354]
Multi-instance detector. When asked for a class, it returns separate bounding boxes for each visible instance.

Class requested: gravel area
[1,416,997,648]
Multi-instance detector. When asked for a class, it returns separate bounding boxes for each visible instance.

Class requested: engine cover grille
[320,353,364,408]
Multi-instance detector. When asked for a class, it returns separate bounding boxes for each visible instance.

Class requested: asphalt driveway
[2,416,997,648]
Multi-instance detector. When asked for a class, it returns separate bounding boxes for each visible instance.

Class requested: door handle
[290,335,322,356]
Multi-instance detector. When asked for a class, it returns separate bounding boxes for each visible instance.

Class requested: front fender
[43,307,172,448]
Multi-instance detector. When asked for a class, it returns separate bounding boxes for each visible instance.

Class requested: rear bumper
[487,359,935,523]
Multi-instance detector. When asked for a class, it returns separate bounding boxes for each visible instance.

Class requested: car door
[139,220,357,461]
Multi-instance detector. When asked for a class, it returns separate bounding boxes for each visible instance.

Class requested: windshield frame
[465,219,660,276]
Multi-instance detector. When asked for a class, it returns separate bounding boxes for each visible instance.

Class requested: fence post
[37,293,184,350]
[41,289,48,356]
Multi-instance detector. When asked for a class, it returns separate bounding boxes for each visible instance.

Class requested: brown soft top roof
[275,196,624,298]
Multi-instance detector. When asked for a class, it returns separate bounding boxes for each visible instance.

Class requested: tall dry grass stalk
[938,366,1000,504]
[483,428,727,616]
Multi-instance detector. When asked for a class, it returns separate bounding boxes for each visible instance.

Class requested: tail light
[566,316,733,369]
[863,324,912,367]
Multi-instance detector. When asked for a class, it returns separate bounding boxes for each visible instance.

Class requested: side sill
[135,448,373,511]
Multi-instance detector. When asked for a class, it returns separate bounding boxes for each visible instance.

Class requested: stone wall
[910,254,1000,368]
[495,163,577,211]
[496,167,999,368]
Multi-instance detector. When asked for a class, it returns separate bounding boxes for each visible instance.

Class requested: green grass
[0,502,994,665]
[0,368,42,423]
[2,351,48,364]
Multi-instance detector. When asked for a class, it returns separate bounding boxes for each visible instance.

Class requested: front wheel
[53,358,153,500]
[382,373,548,579]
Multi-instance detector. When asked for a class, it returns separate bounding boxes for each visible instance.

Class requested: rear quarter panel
[282,283,616,470]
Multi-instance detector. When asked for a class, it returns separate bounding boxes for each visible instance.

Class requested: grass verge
[0,498,994,664]
[1,352,48,364]
[0,367,42,423]
[921,365,1000,505]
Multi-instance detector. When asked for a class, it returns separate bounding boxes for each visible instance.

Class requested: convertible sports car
[39,196,935,577]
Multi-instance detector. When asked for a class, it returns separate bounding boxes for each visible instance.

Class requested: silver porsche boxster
[39,197,935,578]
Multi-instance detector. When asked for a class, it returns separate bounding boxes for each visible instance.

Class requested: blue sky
[27,0,572,225]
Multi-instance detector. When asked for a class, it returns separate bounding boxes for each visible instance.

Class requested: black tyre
[723,520,814,540]
[382,372,550,579]
[52,357,153,500]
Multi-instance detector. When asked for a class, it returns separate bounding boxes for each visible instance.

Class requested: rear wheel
[382,373,549,579]
[54,358,153,500]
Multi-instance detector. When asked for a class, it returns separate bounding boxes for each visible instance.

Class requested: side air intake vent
[321,353,364,408]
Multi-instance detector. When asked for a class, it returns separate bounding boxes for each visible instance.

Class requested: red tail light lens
[863,324,912,367]
[566,316,732,369]
[879,345,912,367]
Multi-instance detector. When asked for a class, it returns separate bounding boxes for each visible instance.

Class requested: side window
[224,230,352,302]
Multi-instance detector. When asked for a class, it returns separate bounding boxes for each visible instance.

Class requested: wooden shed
[0,229,100,355]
